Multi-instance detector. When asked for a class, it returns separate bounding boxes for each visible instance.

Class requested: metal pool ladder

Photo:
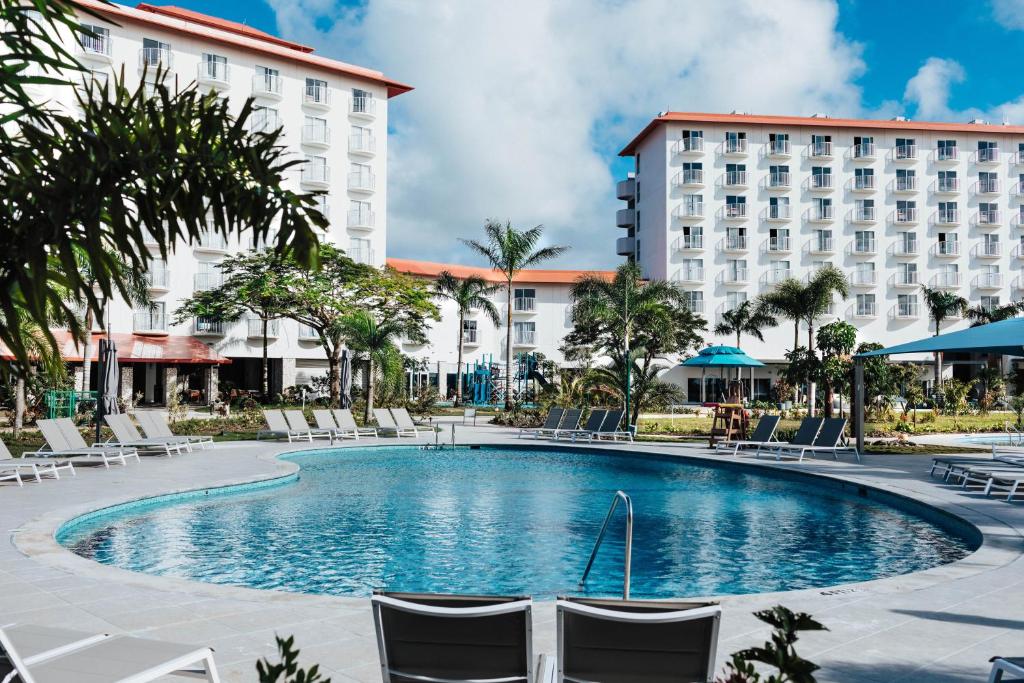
[579,490,633,599]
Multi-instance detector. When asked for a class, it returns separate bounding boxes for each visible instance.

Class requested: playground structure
[466,352,550,406]
[43,390,97,419]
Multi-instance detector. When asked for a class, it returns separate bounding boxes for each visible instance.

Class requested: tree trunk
[13,376,25,439]
[327,342,340,408]
[455,312,465,406]
[792,320,800,405]
[81,307,95,393]
[934,319,942,400]
[365,357,375,423]
[807,321,817,417]
[504,284,513,409]
[261,317,269,398]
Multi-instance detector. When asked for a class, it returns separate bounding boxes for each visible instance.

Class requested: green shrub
[716,605,826,683]
[257,636,327,683]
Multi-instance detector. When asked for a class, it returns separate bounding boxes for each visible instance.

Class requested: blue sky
[166,0,1024,268]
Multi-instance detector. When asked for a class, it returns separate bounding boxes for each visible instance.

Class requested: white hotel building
[32,2,410,404]
[617,112,1024,401]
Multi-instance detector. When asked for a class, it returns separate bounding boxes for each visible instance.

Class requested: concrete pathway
[1,423,1022,681]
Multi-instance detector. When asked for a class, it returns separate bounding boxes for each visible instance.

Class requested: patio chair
[554,596,721,683]
[774,417,859,462]
[30,419,134,468]
[0,439,74,485]
[282,410,334,442]
[0,623,220,683]
[540,409,582,440]
[553,409,607,441]
[589,408,632,442]
[370,591,547,683]
[373,408,417,437]
[333,409,378,439]
[519,408,563,439]
[756,417,823,460]
[103,415,188,456]
[715,414,780,457]
[391,408,435,437]
[312,409,355,440]
[941,455,1024,484]
[257,409,294,441]
[134,411,213,449]
[988,656,1024,682]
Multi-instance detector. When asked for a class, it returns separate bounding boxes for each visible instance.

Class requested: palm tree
[921,285,968,392]
[432,271,501,405]
[964,301,1024,327]
[462,221,568,409]
[713,300,778,380]
[340,310,405,422]
[757,279,806,355]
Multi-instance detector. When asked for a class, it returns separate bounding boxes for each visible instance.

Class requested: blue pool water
[58,446,975,599]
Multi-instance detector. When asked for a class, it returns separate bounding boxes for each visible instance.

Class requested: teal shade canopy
[856,317,1024,358]
[680,345,766,368]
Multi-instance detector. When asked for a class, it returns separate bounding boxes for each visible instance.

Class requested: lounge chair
[370,591,548,683]
[757,417,823,460]
[282,410,334,442]
[0,439,74,485]
[988,656,1024,682]
[553,409,607,441]
[312,409,356,440]
[135,411,213,449]
[30,419,134,468]
[773,417,859,462]
[333,408,378,439]
[103,415,188,456]
[589,408,632,442]
[257,409,293,441]
[535,408,582,440]
[555,597,721,683]
[0,623,220,683]
[391,408,435,437]
[519,408,564,439]
[715,414,780,457]
[942,457,1024,485]
[931,446,1024,480]
[373,408,416,437]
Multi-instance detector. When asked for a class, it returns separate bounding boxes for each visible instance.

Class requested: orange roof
[387,258,615,285]
[0,332,230,365]
[75,1,412,98]
[620,111,1024,156]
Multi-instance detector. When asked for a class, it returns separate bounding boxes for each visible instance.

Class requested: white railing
[723,269,749,284]
[723,171,747,187]
[349,133,376,154]
[852,207,875,222]
[193,272,223,291]
[855,303,877,317]
[683,300,705,314]
[808,237,834,253]
[673,137,704,154]
[145,268,169,289]
[894,207,918,224]
[894,144,917,160]
[974,273,1004,288]
[894,176,918,192]
[514,297,536,312]
[1013,212,1024,228]
[348,171,375,192]
[767,236,791,252]
[673,169,704,186]
[133,312,167,332]
[196,231,228,251]
[1012,182,1024,197]
[299,324,320,341]
[763,270,792,285]
[723,236,747,251]
[348,248,375,265]
[198,61,229,83]
[302,125,331,145]
[977,209,1001,226]
[977,242,1002,258]
[977,147,999,163]
[807,206,834,221]
[893,303,920,319]
[514,330,537,346]
[935,210,959,225]
[462,329,478,344]
[252,74,281,96]
[78,31,111,57]
[247,318,280,338]
[347,210,375,228]
[304,84,331,106]
[351,96,376,116]
[853,175,876,191]
[935,146,958,161]
[193,318,224,335]
[765,205,792,220]
[767,172,790,188]
[809,141,832,158]
[723,204,748,219]
[894,272,919,286]
[934,241,961,257]
[673,203,704,219]
[935,177,959,193]
[853,238,877,254]
[975,179,1000,194]
[932,272,962,287]
[675,235,704,250]
[852,142,875,159]
[723,138,747,154]
[851,271,877,286]
[810,174,833,189]
[893,241,918,256]
[767,139,790,156]
[139,47,172,69]
[301,165,330,184]
[673,268,704,283]
[249,111,281,134]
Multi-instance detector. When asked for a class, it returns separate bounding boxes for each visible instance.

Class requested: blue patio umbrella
[680,346,765,403]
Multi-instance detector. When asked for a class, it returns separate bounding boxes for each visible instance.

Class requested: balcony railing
[850,270,877,286]
[808,141,832,158]
[808,237,834,253]
[723,171,748,187]
[893,241,918,256]
[348,171,375,192]
[765,205,792,220]
[723,269,749,284]
[766,236,791,252]
[674,235,704,250]
[672,169,704,186]
[935,177,959,193]
[975,179,1001,194]
[247,318,280,338]
[145,269,169,289]
[301,165,330,185]
[462,329,479,345]
[934,241,961,257]
[976,210,1001,226]
[193,272,223,291]
[723,204,748,219]
[852,142,875,159]
[252,74,282,96]
[78,32,111,58]
[673,137,704,154]
[673,268,704,283]
[974,273,1003,289]
[854,303,877,318]
[514,297,536,312]
[302,125,331,146]
[348,248,375,265]
[852,239,877,254]
[196,231,228,251]
[1012,182,1024,197]
[894,176,918,192]
[198,61,229,84]
[976,147,999,163]
[133,312,167,333]
[767,139,790,156]
[810,174,833,190]
[349,133,376,155]
[894,272,919,286]
[723,236,748,251]
[892,303,920,319]
[298,324,320,341]
[347,209,375,228]
[673,203,704,219]
[894,207,918,224]
[894,144,917,160]
[853,175,876,191]
[935,146,958,161]
[351,96,376,117]
[683,300,705,314]
[616,208,635,227]
[852,207,875,222]
[514,330,537,346]
[138,47,172,70]
[976,242,1002,258]
[932,272,962,288]
[763,270,792,285]
[193,318,224,335]
[1013,212,1024,228]
[767,172,790,189]
[304,84,331,106]
[249,113,281,134]
[935,210,960,225]
[807,206,834,221]
[723,138,747,154]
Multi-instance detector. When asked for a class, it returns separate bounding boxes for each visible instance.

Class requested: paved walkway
[2,423,1023,681]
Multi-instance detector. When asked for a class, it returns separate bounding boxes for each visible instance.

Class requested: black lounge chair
[589,408,632,442]
[519,408,564,439]
[553,409,607,441]
[555,596,721,683]
[757,416,823,460]
[715,414,780,456]
[774,417,859,462]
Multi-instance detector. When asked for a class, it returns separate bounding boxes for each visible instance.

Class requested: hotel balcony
[513,297,537,313]
[891,241,919,257]
[720,269,749,285]
[761,205,792,222]
[764,172,791,190]
[806,238,835,255]
[672,137,704,155]
[300,165,331,189]
[195,231,228,253]
[890,272,920,288]
[891,208,919,225]
[764,236,792,254]
[461,328,479,346]
[77,34,112,61]
[351,96,377,119]
[852,303,877,319]
[849,207,876,224]
[850,271,877,287]
[348,171,376,193]
[1014,151,1024,166]
[806,141,833,159]
[974,273,1004,290]
[890,303,921,320]
[892,144,917,161]
[851,142,876,160]
[197,62,230,87]
[615,235,635,256]
[671,169,704,188]
[761,270,792,287]
[252,74,282,98]
[764,139,791,158]
[616,208,636,228]
[144,268,170,291]
[138,47,172,71]
[931,178,959,195]
[721,170,748,189]
[348,132,377,156]
[975,147,1000,164]
[683,300,705,314]
[297,324,320,342]
[1014,244,1024,260]
[932,241,961,258]
[720,204,748,221]
[304,84,331,109]
[193,272,224,291]
[1012,212,1024,229]
[850,175,876,192]
[721,138,748,156]
[933,146,959,163]
[974,210,1002,228]
[851,238,877,256]
[348,247,375,265]
[1012,182,1024,197]
[719,236,748,253]
[931,272,962,289]
[672,235,704,251]
[247,318,281,338]
[672,203,704,220]
[672,268,705,285]
[890,176,918,193]
[192,317,225,336]
[973,242,1002,259]
[347,209,375,230]
[972,179,1001,195]
[933,209,960,227]
[133,311,168,335]
[804,206,834,223]
[302,125,331,148]
[807,174,834,191]
[616,177,636,200]
[513,331,537,347]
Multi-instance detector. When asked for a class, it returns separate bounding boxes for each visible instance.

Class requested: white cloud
[992,0,1024,30]
[268,0,865,268]
[902,57,968,121]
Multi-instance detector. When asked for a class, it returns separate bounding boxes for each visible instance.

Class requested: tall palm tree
[801,266,849,416]
[964,301,1024,327]
[432,271,501,405]
[339,310,405,422]
[757,278,806,354]
[921,285,968,392]
[462,221,568,409]
[712,300,778,379]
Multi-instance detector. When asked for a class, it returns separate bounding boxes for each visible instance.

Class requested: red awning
[2,332,231,365]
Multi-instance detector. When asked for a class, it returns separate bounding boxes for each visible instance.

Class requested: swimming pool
[58,446,975,599]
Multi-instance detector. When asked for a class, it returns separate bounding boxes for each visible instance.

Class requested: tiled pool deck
[2,422,1023,682]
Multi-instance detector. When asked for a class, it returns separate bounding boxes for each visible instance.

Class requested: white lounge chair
[312,409,357,440]
[390,408,434,438]
[103,415,188,456]
[257,409,293,441]
[30,419,134,468]
[332,409,378,439]
[373,408,416,437]
[0,439,74,485]
[989,656,1024,682]
[135,411,213,449]
[0,623,221,683]
[282,410,334,442]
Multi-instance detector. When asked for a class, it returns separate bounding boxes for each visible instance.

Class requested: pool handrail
[579,490,633,599]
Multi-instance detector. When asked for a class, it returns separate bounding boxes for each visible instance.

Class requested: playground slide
[527,369,551,391]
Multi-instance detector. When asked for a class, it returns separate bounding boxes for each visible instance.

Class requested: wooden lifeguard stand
[710,382,748,446]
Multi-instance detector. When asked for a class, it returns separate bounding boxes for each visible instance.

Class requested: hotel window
[771,261,790,278]
[983,233,1001,255]
[680,130,703,151]
[978,140,998,162]
[78,23,110,55]
[141,37,170,67]
[682,290,703,313]
[725,195,746,217]
[813,197,832,219]
[682,161,702,184]
[855,199,874,221]
[981,296,1001,311]
[682,225,702,249]
[348,237,373,264]
[725,163,745,185]
[811,166,832,188]
[681,258,703,279]
[725,259,746,281]
[304,115,329,143]
[254,65,280,93]
[814,229,832,251]
[462,319,478,343]
[769,227,789,250]
[856,294,875,316]
[513,321,536,344]
[810,134,831,156]
[683,194,702,215]
[896,168,916,191]
[352,87,374,113]
[769,164,789,187]
[896,199,916,222]
[853,135,874,158]
[725,291,746,311]
[940,262,959,281]
[724,131,746,153]
[305,77,329,104]
[897,294,918,316]
[979,202,999,223]
[201,53,227,81]
[768,196,789,219]
[250,106,279,133]
[938,201,957,223]
[854,167,874,189]
[725,227,746,250]
[854,230,875,253]
[898,263,918,284]
[895,137,916,159]
[898,231,917,254]
[854,261,875,284]
[937,139,957,160]
[979,171,999,193]
[938,170,957,192]
[768,132,789,154]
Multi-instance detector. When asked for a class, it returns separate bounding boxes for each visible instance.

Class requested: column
[204,365,219,405]
[119,366,133,406]
[72,365,86,393]
[281,357,297,391]
[163,365,178,405]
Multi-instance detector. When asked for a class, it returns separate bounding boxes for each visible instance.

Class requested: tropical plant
[964,301,1024,327]
[902,380,926,425]
[0,1,324,376]
[567,262,704,425]
[462,221,568,408]
[589,349,683,419]
[757,279,806,355]
[7,315,69,438]
[815,320,858,417]
[920,286,969,393]
[256,635,328,683]
[975,365,1005,413]
[339,310,406,421]
[432,271,501,405]
[941,378,972,416]
[716,605,827,683]
[713,300,778,379]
